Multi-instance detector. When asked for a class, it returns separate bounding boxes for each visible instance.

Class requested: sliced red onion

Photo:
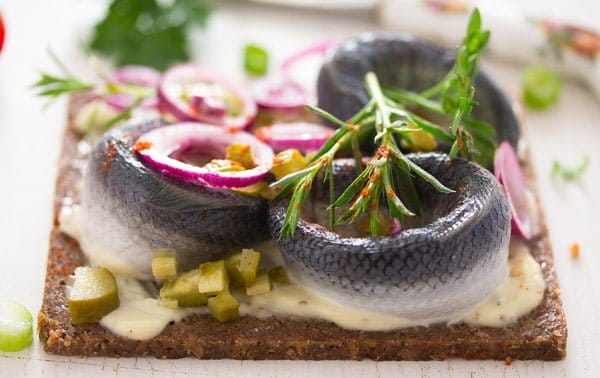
[105,66,161,111]
[136,122,274,189]
[390,218,402,236]
[158,64,257,130]
[494,142,532,240]
[280,38,342,74]
[109,65,161,87]
[250,77,310,110]
[254,122,334,152]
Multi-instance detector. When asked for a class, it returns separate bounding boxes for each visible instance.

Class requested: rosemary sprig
[31,73,94,99]
[273,8,492,238]
[383,8,496,166]
[32,54,154,133]
[272,73,454,238]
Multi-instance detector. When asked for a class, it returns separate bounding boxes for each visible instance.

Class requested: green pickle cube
[198,260,229,294]
[151,250,178,280]
[66,267,120,324]
[246,270,272,296]
[238,249,261,287]
[233,181,268,197]
[156,299,179,309]
[271,149,307,180]
[207,292,240,322]
[160,269,208,307]
[226,143,256,169]
[224,253,245,288]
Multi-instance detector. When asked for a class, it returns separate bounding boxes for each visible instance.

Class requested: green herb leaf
[88,0,211,70]
[273,9,494,238]
[32,73,94,99]
[522,65,562,110]
[244,44,269,76]
[551,156,590,181]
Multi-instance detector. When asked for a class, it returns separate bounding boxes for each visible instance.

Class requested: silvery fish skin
[80,119,269,279]
[269,155,511,320]
[317,33,520,149]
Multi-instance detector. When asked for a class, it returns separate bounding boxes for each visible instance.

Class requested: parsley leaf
[88,0,211,70]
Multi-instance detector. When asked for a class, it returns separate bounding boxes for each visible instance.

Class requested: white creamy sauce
[239,239,544,331]
[459,239,544,327]
[100,277,202,340]
[58,179,545,339]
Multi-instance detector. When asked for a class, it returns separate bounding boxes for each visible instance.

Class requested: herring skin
[81,119,269,279]
[317,33,521,149]
[269,154,511,321]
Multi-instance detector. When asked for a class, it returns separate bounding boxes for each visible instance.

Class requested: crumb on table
[570,243,580,260]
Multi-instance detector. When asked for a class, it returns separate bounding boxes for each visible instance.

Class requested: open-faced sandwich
[38,10,566,360]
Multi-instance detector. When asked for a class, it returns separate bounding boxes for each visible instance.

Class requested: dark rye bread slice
[38,102,567,361]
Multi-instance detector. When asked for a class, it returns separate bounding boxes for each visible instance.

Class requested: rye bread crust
[38,104,567,361]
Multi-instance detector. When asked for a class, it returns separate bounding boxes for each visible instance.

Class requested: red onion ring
[390,218,402,236]
[249,39,341,111]
[250,77,310,110]
[494,142,532,240]
[136,123,273,189]
[105,66,161,111]
[254,122,334,152]
[158,64,257,131]
[280,38,342,74]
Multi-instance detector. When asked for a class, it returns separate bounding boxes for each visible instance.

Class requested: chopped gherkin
[238,249,261,287]
[233,181,268,197]
[198,260,229,295]
[225,249,261,288]
[151,250,178,280]
[160,269,208,307]
[66,267,120,324]
[401,122,438,152]
[226,143,256,169]
[207,292,240,322]
[205,159,245,173]
[224,253,244,288]
[271,149,307,180]
[246,270,272,296]
[156,298,179,309]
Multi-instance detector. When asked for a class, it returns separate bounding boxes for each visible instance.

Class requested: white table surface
[0,0,599,377]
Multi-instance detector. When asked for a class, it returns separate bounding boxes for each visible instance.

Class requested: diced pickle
[156,299,179,309]
[224,253,245,288]
[401,122,437,152]
[260,185,283,200]
[198,260,229,294]
[268,266,290,285]
[226,143,256,169]
[207,292,240,322]
[238,249,261,287]
[160,269,208,307]
[151,250,178,280]
[271,149,307,180]
[233,181,268,197]
[246,270,272,296]
[360,211,393,237]
[205,159,245,173]
[66,267,120,324]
